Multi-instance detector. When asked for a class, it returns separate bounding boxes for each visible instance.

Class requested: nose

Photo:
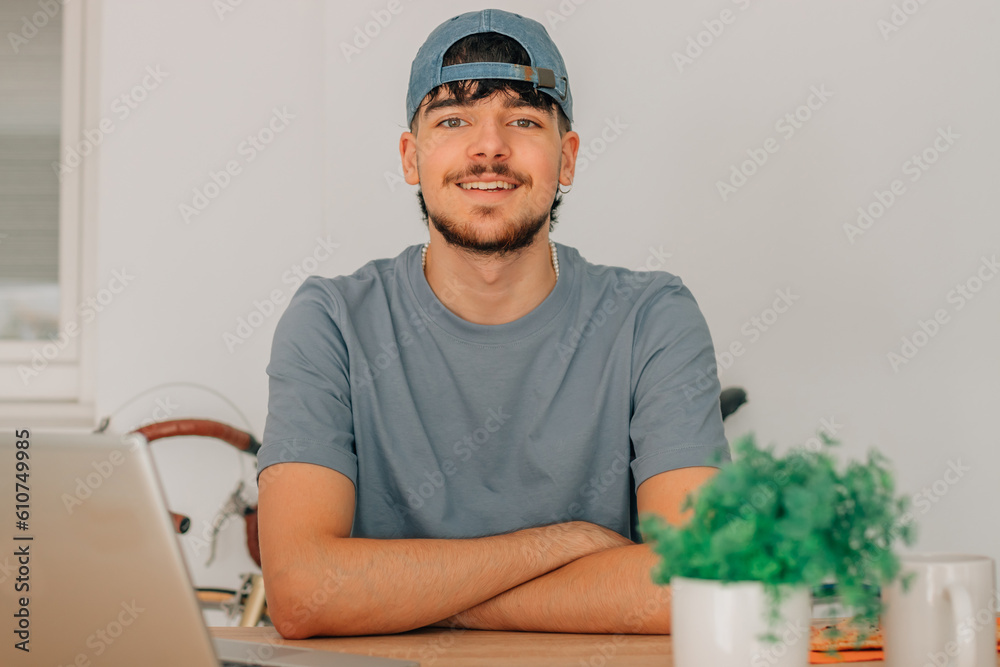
[467,117,511,161]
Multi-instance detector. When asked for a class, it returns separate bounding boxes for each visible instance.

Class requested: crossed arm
[258,461,718,638]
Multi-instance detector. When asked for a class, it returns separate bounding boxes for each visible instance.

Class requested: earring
[558,182,573,195]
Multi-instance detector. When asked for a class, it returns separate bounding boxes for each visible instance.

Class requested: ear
[559,130,580,186]
[399,131,420,185]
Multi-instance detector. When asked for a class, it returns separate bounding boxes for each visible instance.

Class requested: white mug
[883,553,996,667]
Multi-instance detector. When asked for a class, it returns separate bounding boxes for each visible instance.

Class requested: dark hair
[411,32,572,233]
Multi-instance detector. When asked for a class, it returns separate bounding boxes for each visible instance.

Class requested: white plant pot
[671,576,812,667]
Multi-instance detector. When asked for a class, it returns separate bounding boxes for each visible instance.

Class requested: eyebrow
[421,95,554,119]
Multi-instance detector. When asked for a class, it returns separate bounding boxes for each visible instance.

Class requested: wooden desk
[210,626,895,666]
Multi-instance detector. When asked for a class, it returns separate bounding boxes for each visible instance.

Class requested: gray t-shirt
[257,242,730,541]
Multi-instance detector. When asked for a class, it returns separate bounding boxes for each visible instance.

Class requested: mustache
[452,164,528,185]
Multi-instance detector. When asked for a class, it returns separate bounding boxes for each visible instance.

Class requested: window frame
[0,0,99,428]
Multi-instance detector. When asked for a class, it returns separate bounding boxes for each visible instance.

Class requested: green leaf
[640,431,917,644]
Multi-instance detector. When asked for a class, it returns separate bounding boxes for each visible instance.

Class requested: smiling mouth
[457,181,520,192]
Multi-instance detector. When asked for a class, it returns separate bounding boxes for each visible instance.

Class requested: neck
[422,235,557,326]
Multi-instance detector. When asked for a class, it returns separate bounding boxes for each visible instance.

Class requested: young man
[257,9,730,639]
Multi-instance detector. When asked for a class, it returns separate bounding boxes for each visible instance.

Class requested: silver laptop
[0,430,416,666]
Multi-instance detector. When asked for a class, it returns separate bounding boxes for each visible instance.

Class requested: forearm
[432,543,672,634]
[268,521,619,637]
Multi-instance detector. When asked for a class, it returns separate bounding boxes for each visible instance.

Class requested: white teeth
[459,181,517,190]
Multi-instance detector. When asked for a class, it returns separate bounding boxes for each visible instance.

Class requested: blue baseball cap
[406,9,573,128]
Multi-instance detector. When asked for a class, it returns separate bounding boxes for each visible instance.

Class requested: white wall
[94,0,328,618]
[93,0,1000,607]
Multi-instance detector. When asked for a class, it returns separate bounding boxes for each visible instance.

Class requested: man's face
[400,85,579,256]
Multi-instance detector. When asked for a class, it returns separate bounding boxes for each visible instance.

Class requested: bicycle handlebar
[134,419,261,455]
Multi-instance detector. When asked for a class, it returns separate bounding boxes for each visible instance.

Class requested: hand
[526,521,633,565]
[572,521,635,553]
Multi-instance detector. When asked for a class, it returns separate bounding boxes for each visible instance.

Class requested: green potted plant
[639,432,916,667]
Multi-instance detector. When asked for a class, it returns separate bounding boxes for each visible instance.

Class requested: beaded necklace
[421,241,559,279]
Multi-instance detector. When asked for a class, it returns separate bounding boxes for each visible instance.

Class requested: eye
[512,118,539,128]
[438,117,467,128]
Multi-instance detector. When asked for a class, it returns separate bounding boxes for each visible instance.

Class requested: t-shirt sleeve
[257,276,358,487]
[629,276,731,492]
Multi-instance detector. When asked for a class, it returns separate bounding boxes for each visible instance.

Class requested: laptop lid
[0,430,416,667]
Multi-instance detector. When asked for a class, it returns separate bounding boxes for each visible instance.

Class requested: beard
[420,189,551,258]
